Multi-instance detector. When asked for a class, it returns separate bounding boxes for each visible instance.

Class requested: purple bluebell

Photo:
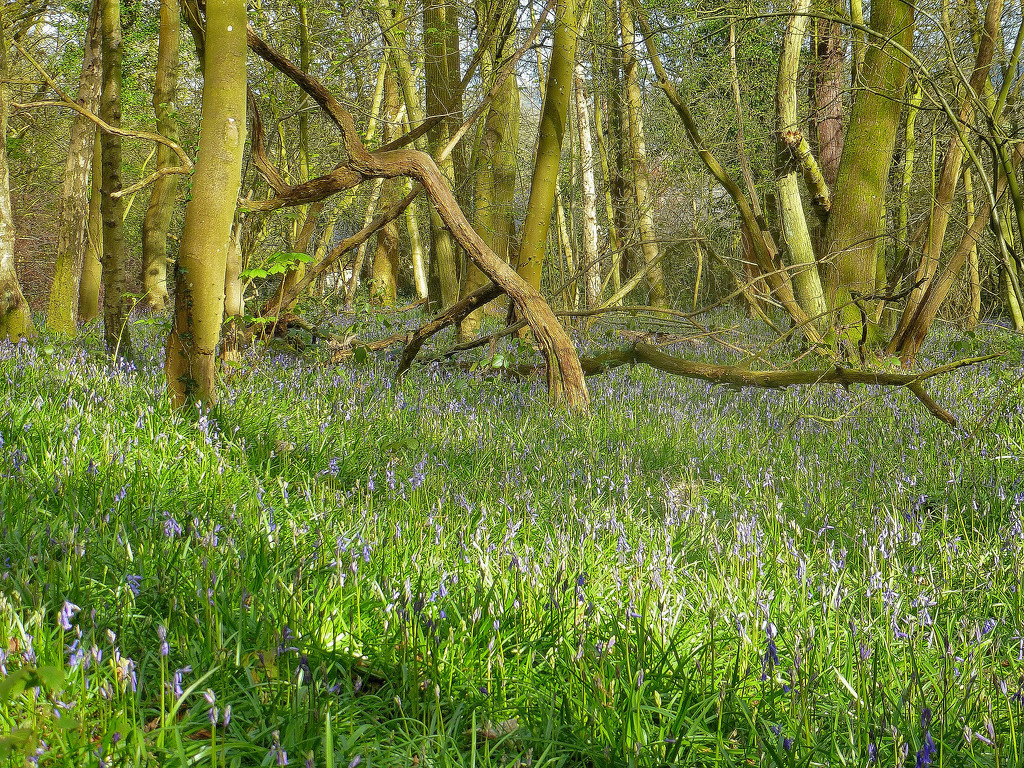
[58,601,81,631]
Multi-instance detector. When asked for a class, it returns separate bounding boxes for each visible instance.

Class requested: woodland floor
[1,306,1023,766]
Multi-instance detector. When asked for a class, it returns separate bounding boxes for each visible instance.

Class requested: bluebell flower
[58,601,81,631]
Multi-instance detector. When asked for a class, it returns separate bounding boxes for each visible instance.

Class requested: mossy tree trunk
[775,0,828,333]
[620,0,666,308]
[823,0,914,346]
[516,0,580,293]
[100,0,134,362]
[48,0,101,334]
[141,0,181,312]
[424,0,461,308]
[165,0,247,408]
[460,4,520,338]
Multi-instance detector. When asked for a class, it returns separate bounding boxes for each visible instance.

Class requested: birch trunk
[573,45,601,309]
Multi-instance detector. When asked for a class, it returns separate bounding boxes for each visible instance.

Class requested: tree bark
[776,0,829,334]
[424,0,461,308]
[621,0,667,308]
[100,0,134,362]
[460,44,519,338]
[516,0,580,293]
[141,0,181,312]
[573,26,601,309]
[79,133,103,323]
[47,0,101,334]
[824,0,914,346]
[165,0,247,408]
[370,67,402,306]
[0,12,33,341]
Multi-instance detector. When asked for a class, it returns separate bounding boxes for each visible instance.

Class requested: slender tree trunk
[890,0,1004,352]
[963,166,981,328]
[141,0,180,312]
[824,0,914,346]
[375,0,428,299]
[573,22,601,309]
[896,81,921,270]
[0,12,33,341]
[48,0,101,334]
[100,0,133,361]
[592,58,622,301]
[894,144,1023,360]
[621,0,666,307]
[516,0,580,293]
[776,0,828,333]
[165,0,247,408]
[370,67,402,306]
[79,133,103,323]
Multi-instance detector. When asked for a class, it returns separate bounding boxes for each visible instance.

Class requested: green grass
[1,310,1023,767]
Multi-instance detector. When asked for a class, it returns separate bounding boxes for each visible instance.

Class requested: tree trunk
[0,13,33,342]
[776,0,829,333]
[140,0,181,312]
[460,47,519,338]
[47,0,101,334]
[621,0,666,308]
[100,0,134,362]
[890,0,1004,352]
[963,166,980,329]
[424,0,461,308]
[370,68,402,306]
[79,133,103,323]
[517,0,579,297]
[221,222,244,363]
[823,0,914,346]
[573,37,601,309]
[591,52,623,302]
[165,0,247,408]
[893,144,1024,360]
[810,11,845,190]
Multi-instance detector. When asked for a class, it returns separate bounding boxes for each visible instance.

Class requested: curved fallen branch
[245,26,589,410]
[582,345,1000,426]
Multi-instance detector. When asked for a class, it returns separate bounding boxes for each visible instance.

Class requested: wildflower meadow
[1,312,1023,767]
